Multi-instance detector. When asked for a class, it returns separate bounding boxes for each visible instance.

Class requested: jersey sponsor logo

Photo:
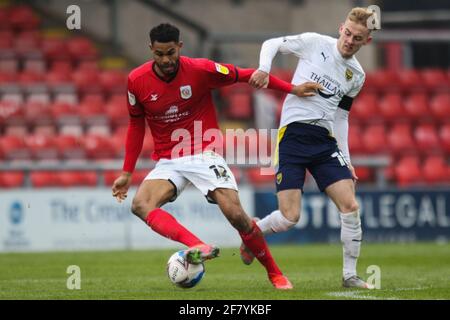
[165,105,179,115]
[215,63,229,75]
[128,91,136,106]
[345,68,353,81]
[150,94,159,101]
[317,89,335,99]
[180,85,192,99]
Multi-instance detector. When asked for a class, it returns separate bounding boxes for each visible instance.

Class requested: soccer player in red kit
[112,23,321,290]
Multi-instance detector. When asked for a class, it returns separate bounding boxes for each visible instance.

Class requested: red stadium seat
[440,124,450,154]
[350,93,380,123]
[0,172,25,188]
[56,171,98,187]
[24,134,59,160]
[0,30,14,49]
[395,156,422,186]
[0,7,11,30]
[14,30,41,55]
[99,70,127,94]
[34,124,57,137]
[354,166,373,183]
[423,155,449,184]
[361,124,388,154]
[430,93,450,122]
[246,167,275,186]
[404,93,431,121]
[105,99,129,127]
[66,36,98,61]
[81,93,105,105]
[387,123,416,155]
[0,100,24,126]
[79,100,109,126]
[24,101,52,126]
[9,5,40,31]
[226,93,253,120]
[46,69,72,86]
[0,71,18,83]
[378,93,405,122]
[420,69,448,92]
[397,69,422,92]
[103,170,122,186]
[41,37,70,61]
[130,169,150,186]
[0,135,30,160]
[414,124,440,154]
[72,69,102,93]
[82,134,116,159]
[348,125,365,154]
[78,60,99,71]
[50,101,80,126]
[370,69,400,92]
[30,171,57,188]
[55,134,86,160]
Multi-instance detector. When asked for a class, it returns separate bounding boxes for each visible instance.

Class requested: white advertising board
[0,186,254,252]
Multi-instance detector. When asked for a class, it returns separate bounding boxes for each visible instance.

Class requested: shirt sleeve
[123,76,146,173]
[347,72,366,98]
[333,106,351,165]
[202,59,239,89]
[258,32,318,73]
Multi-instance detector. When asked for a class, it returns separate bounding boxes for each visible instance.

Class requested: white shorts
[144,151,238,203]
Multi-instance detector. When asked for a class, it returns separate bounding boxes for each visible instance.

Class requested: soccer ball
[166,250,205,288]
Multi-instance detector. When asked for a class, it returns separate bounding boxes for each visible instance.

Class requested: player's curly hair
[149,23,180,44]
[347,7,375,28]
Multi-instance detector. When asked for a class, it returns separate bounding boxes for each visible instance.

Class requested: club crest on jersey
[128,90,136,106]
[276,172,283,185]
[345,68,353,81]
[180,85,192,99]
[215,63,229,75]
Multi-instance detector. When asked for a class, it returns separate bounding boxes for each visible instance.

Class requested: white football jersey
[259,32,365,134]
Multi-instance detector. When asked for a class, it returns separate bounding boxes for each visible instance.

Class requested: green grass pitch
[0,242,449,300]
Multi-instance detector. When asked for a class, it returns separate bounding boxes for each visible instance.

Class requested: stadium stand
[0,3,448,189]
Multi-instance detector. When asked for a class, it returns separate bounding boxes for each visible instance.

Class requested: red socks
[146,208,203,247]
[239,220,282,275]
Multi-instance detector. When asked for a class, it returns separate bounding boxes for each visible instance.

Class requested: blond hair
[347,7,374,27]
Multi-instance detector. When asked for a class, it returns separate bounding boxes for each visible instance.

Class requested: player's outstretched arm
[112,116,145,203]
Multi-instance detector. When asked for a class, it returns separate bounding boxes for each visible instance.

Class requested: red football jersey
[127,56,237,161]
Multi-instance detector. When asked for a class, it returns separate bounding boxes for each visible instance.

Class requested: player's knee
[338,201,359,213]
[279,207,300,224]
[131,197,155,219]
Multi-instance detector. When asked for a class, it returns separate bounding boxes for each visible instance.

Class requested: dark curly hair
[149,23,180,44]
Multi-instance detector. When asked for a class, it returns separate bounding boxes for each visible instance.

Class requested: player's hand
[112,172,132,203]
[348,164,359,181]
[249,70,269,89]
[291,82,323,97]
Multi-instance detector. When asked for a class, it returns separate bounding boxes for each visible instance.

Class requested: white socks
[340,210,362,280]
[256,210,297,235]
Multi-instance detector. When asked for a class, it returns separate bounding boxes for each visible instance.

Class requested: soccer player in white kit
[240,7,377,289]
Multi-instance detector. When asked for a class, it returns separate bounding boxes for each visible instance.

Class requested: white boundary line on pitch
[326,286,429,300]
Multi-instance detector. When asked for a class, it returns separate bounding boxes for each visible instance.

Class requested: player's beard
[158,60,179,77]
